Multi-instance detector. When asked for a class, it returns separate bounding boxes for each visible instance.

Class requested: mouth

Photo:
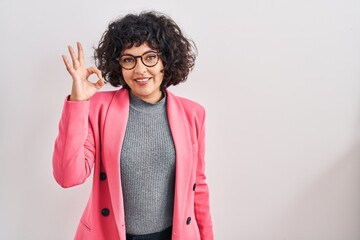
[133,77,151,85]
[134,77,151,81]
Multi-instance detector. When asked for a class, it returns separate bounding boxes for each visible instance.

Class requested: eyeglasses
[116,50,162,70]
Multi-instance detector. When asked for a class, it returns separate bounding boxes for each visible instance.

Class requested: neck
[131,91,163,104]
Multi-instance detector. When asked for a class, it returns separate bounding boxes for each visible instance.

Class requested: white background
[1,0,360,239]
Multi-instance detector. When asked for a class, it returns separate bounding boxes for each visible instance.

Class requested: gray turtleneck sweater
[120,91,176,235]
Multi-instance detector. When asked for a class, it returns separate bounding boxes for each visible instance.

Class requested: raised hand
[62,42,105,101]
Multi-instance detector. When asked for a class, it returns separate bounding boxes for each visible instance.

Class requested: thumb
[94,78,105,89]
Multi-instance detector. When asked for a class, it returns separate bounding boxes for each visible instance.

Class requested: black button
[101,208,110,217]
[186,217,191,225]
[193,183,196,191]
[100,172,107,181]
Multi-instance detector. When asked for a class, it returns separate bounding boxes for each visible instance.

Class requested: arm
[194,110,214,240]
[52,98,95,188]
[52,42,104,188]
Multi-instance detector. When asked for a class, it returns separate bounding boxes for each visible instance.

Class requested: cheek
[151,62,165,78]
[121,70,131,81]
[149,69,164,81]
[121,69,126,77]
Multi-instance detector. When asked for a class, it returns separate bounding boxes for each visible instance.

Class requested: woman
[53,11,213,240]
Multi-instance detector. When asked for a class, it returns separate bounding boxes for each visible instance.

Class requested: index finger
[87,66,103,80]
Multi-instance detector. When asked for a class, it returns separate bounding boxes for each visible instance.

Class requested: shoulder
[91,90,117,101]
[89,88,127,111]
[178,96,205,113]
[166,89,206,119]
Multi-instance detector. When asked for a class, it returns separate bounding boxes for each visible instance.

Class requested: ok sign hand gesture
[62,42,105,101]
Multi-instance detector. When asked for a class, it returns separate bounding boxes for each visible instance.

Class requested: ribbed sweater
[120,91,176,234]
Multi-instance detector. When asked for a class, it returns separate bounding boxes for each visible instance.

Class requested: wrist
[69,95,88,101]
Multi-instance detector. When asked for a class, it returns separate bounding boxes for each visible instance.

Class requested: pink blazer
[52,88,214,240]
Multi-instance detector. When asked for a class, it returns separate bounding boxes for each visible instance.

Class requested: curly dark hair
[94,11,197,89]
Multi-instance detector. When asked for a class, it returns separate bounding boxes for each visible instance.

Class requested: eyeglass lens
[119,51,160,69]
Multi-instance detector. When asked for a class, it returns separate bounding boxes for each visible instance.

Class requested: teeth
[136,78,149,82]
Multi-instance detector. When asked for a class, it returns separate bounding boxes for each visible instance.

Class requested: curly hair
[94,11,197,89]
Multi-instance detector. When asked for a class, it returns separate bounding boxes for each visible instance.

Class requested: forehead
[122,42,153,55]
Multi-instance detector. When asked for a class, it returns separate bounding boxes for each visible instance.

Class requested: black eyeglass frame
[115,50,162,70]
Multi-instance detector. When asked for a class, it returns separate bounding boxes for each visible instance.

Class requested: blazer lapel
[102,88,129,230]
[166,90,194,235]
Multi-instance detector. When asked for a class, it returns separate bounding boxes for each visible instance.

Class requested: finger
[87,66,105,89]
[62,55,74,74]
[87,66,103,79]
[94,78,105,89]
[77,42,84,65]
[68,45,79,69]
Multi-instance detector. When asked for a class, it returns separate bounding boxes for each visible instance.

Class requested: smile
[134,77,151,82]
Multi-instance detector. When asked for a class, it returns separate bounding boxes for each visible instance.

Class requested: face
[120,42,164,103]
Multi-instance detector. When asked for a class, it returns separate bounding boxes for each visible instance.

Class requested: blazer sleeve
[194,109,214,240]
[52,98,96,188]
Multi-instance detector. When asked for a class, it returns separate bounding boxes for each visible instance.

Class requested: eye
[144,53,157,61]
[121,57,135,63]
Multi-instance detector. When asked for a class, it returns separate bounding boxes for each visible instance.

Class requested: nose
[134,57,147,74]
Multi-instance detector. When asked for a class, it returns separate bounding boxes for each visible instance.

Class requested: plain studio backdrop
[0,0,359,239]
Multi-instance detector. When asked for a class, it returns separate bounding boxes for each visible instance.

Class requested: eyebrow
[122,49,155,55]
[120,49,159,57]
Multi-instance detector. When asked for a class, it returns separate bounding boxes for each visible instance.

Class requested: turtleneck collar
[129,90,166,114]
